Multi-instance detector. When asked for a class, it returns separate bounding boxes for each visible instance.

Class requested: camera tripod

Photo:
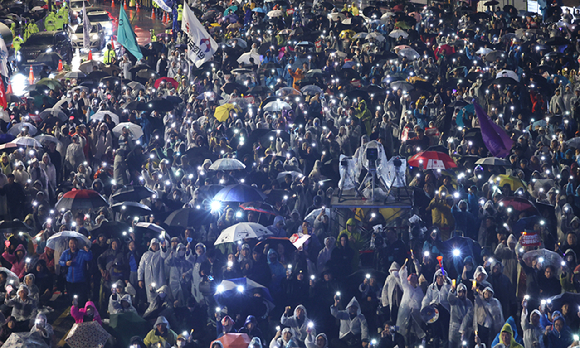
[357,161,389,202]
[384,160,410,202]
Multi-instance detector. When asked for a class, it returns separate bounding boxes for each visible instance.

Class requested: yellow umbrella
[489,174,525,191]
[339,29,355,40]
[214,104,239,122]
[210,23,221,27]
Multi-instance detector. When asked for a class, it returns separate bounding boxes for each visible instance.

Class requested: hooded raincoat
[421,269,452,311]
[448,284,474,344]
[281,304,312,344]
[331,297,369,343]
[137,238,169,303]
[396,266,424,338]
[165,243,190,305]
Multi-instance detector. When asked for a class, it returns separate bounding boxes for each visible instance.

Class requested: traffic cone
[136,2,140,11]
[28,66,34,85]
[58,59,63,72]
[6,83,13,95]
[162,12,166,22]
[88,50,93,60]
[111,39,115,50]
[124,0,127,9]
[111,0,114,7]
[151,8,156,19]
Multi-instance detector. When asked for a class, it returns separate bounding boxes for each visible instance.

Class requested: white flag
[0,36,9,77]
[181,3,218,68]
[82,2,91,51]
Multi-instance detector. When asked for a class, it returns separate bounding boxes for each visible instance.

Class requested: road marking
[55,306,72,347]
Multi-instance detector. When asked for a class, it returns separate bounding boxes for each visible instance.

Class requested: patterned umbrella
[65,321,111,348]
[55,189,108,211]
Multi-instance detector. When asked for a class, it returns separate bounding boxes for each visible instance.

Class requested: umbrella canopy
[134,222,166,235]
[408,151,457,169]
[276,171,302,183]
[165,207,213,227]
[209,158,246,171]
[237,52,261,65]
[154,77,179,89]
[91,111,120,124]
[112,122,144,139]
[111,185,155,202]
[111,202,152,216]
[65,321,111,348]
[263,100,291,111]
[214,184,267,203]
[90,221,132,238]
[46,231,91,250]
[522,249,563,274]
[214,104,241,122]
[0,220,31,233]
[488,174,525,191]
[7,122,38,136]
[10,137,42,148]
[1,332,49,348]
[304,208,335,225]
[239,201,277,215]
[214,222,273,244]
[38,107,67,121]
[475,157,510,166]
[275,87,301,97]
[498,197,537,213]
[55,189,108,211]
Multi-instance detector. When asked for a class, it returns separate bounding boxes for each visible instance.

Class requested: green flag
[117,6,143,60]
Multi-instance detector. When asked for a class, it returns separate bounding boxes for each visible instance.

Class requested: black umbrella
[111,202,152,216]
[185,146,218,166]
[0,220,31,233]
[136,69,158,79]
[545,37,570,46]
[87,70,110,80]
[125,101,148,111]
[248,86,273,95]
[346,89,370,101]
[111,185,155,202]
[129,64,152,74]
[146,99,174,112]
[165,207,214,227]
[223,82,248,94]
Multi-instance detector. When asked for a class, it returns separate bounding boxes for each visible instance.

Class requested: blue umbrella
[252,7,266,13]
[224,5,238,15]
[0,133,15,144]
[342,61,356,69]
[224,14,239,23]
[214,184,267,203]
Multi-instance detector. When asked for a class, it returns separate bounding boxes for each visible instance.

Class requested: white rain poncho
[448,284,474,344]
[381,262,403,308]
[165,243,190,306]
[421,269,452,311]
[521,308,544,348]
[330,297,369,342]
[473,287,504,338]
[396,266,424,339]
[109,293,137,314]
[186,242,206,303]
[137,238,169,303]
[280,304,312,344]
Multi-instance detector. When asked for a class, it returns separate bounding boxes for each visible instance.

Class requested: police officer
[103,43,116,64]
[177,4,183,27]
[150,29,156,42]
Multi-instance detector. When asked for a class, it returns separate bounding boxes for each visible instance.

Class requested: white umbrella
[476,47,494,55]
[127,81,145,91]
[214,222,273,245]
[397,47,420,60]
[566,137,580,148]
[112,122,143,139]
[352,32,368,39]
[209,158,246,171]
[263,100,292,112]
[78,60,103,74]
[496,69,519,82]
[135,222,166,234]
[46,231,91,250]
[304,208,335,224]
[0,267,20,289]
[275,87,301,97]
[38,107,67,121]
[10,137,42,148]
[237,52,262,66]
[389,29,409,39]
[367,32,386,41]
[7,122,38,136]
[91,111,120,124]
[276,170,302,183]
[267,9,283,17]
[300,85,323,95]
[341,18,353,24]
[53,97,71,110]
[329,12,346,21]
[522,249,563,275]
[34,134,62,149]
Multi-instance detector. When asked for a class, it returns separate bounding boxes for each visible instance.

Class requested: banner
[473,101,513,158]
[152,0,172,12]
[117,6,143,60]
[181,3,218,68]
[0,78,6,109]
[82,2,90,51]
[0,35,9,77]
[520,232,541,247]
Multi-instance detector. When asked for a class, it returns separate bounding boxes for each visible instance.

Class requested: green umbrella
[109,312,149,347]
[36,78,62,90]
[394,21,411,29]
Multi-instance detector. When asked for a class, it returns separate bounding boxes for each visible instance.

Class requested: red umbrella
[55,189,109,211]
[408,151,457,169]
[215,333,251,348]
[499,197,537,213]
[239,201,277,215]
[154,77,178,89]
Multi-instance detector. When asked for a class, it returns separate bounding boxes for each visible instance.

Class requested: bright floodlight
[210,200,222,212]
[237,285,244,293]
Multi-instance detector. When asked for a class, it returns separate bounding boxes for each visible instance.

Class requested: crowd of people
[0,0,579,347]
